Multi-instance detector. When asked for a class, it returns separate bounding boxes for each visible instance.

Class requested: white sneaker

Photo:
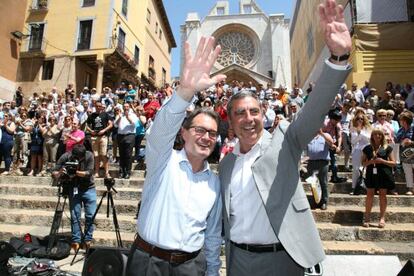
[1,171,10,176]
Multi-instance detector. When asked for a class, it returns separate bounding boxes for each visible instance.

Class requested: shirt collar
[233,136,263,157]
[177,148,211,174]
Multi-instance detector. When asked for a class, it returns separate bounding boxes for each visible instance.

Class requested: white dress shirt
[230,138,279,244]
[115,111,138,134]
[137,93,222,275]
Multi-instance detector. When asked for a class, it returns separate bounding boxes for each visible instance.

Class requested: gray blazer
[219,63,351,269]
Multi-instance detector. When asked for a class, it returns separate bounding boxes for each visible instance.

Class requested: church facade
[180,0,292,89]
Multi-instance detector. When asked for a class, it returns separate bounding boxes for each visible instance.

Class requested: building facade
[0,0,28,100]
[17,0,175,97]
[180,0,292,89]
[290,0,414,94]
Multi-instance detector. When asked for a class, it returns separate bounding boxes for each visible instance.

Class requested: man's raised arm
[287,0,352,151]
[145,37,226,173]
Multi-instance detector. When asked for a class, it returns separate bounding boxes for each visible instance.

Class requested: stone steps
[312,205,414,224]
[0,160,412,267]
[303,182,410,195]
[1,208,413,242]
[0,183,142,200]
[0,175,145,188]
[307,193,414,207]
[1,223,413,262]
[322,241,414,261]
[0,195,138,214]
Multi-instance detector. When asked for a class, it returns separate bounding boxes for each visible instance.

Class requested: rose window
[216,32,255,67]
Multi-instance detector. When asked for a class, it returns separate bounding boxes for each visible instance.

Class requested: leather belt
[135,234,200,264]
[231,241,284,253]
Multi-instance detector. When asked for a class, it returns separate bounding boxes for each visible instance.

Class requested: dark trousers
[126,242,206,276]
[329,149,338,179]
[229,243,304,276]
[0,142,14,171]
[307,160,329,204]
[118,133,135,175]
[134,134,145,160]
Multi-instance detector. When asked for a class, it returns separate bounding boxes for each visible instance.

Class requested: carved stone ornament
[216,32,255,67]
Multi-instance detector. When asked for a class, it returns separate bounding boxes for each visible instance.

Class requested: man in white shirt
[114,102,138,179]
[126,36,225,276]
[219,1,352,275]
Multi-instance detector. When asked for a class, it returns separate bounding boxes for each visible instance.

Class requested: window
[148,56,155,80]
[217,7,225,15]
[147,9,151,23]
[41,59,54,80]
[82,0,95,7]
[162,68,166,86]
[29,23,44,51]
[159,29,162,40]
[116,28,126,52]
[77,20,93,50]
[122,0,128,17]
[243,4,252,14]
[155,22,158,34]
[134,46,140,65]
[117,28,126,52]
[306,26,314,59]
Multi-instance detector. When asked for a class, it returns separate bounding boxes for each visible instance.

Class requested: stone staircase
[0,163,413,274]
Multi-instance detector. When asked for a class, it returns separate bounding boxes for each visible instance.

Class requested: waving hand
[178,36,227,101]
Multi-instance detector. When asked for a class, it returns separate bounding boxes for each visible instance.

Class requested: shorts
[92,136,108,157]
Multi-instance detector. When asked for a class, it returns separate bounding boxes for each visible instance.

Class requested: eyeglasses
[378,114,387,118]
[189,126,218,139]
[356,117,364,121]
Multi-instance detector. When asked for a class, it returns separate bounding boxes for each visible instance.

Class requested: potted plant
[38,0,48,8]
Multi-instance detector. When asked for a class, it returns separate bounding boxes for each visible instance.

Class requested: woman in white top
[350,110,372,193]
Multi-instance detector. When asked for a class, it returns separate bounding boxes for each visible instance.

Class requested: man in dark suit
[218,0,352,275]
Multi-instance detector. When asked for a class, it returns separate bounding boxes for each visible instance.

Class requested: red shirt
[144,100,161,120]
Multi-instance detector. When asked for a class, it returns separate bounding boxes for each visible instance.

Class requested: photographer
[52,144,96,252]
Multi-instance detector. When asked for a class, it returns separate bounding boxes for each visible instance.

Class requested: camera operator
[51,144,96,252]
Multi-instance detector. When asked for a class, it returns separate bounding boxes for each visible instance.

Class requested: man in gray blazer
[219,0,352,275]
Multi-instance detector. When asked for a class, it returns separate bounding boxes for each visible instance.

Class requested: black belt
[231,241,284,253]
[118,133,135,136]
[135,234,200,264]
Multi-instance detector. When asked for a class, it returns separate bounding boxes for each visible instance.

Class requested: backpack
[9,234,71,261]
[0,241,16,275]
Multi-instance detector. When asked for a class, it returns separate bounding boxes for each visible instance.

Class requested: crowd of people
[0,80,414,188]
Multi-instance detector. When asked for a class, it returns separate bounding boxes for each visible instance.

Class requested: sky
[163,0,294,78]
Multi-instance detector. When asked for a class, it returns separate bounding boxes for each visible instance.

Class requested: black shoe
[331,177,346,183]
[124,173,130,179]
[320,203,327,210]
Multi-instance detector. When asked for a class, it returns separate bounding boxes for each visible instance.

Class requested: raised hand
[178,36,226,101]
[319,0,352,57]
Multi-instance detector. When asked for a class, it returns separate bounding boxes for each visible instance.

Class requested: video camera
[104,177,115,189]
[61,160,79,178]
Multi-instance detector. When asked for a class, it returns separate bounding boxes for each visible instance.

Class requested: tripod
[71,179,123,264]
[47,185,67,252]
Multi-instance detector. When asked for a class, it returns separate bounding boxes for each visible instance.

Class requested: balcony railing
[111,36,138,68]
[19,37,46,57]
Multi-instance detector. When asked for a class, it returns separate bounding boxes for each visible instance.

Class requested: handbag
[353,168,366,195]
[306,171,322,205]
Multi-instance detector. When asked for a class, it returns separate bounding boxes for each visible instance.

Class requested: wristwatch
[330,53,350,62]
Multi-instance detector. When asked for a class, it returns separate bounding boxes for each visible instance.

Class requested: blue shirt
[307,135,331,161]
[137,93,222,276]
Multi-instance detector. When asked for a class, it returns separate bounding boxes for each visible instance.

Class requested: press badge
[73,187,78,195]
[373,168,377,175]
